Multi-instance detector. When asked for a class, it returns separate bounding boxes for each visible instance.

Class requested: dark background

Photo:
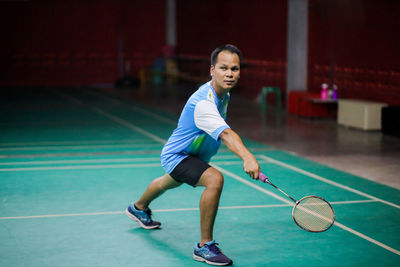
[1,0,399,104]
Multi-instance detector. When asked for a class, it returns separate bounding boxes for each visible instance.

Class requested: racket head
[292,195,335,233]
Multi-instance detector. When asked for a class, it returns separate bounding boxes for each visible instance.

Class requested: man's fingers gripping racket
[258,172,270,183]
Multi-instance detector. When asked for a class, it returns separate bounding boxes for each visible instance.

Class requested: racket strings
[293,196,334,232]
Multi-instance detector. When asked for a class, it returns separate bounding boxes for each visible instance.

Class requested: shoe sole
[125,208,160,230]
[193,254,232,266]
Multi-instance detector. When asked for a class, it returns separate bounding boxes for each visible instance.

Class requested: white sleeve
[194,100,230,140]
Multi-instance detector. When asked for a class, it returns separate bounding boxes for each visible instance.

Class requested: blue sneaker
[193,240,233,266]
[125,203,161,229]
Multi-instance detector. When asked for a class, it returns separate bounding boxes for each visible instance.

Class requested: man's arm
[219,128,260,179]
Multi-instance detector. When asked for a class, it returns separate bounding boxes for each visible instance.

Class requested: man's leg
[193,167,232,265]
[196,167,224,246]
[126,173,181,229]
[135,173,182,210]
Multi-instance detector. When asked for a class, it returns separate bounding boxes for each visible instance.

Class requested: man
[126,44,261,266]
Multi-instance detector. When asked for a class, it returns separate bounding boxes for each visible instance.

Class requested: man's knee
[212,173,224,191]
[198,168,224,190]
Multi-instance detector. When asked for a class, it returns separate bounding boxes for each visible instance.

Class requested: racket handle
[258,172,269,183]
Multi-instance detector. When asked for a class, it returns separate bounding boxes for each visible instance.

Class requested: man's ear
[210,65,214,77]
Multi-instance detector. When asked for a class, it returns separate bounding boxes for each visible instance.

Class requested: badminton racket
[259,173,335,232]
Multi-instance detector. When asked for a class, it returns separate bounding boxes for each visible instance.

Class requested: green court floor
[1,88,399,266]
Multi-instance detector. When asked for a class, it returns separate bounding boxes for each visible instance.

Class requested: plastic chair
[261,86,281,114]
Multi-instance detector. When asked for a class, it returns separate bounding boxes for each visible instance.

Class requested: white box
[338,99,388,130]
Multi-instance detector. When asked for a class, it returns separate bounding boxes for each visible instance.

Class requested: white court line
[0,154,239,166]
[214,166,400,256]
[0,200,375,220]
[333,221,400,256]
[258,154,400,210]
[0,157,161,166]
[0,139,151,147]
[53,91,166,143]
[212,155,240,160]
[212,163,292,204]
[330,199,377,205]
[0,150,163,159]
[92,107,167,144]
[0,143,161,152]
[0,211,124,220]
[0,160,264,172]
[86,90,177,126]
[58,92,400,256]
[0,163,160,172]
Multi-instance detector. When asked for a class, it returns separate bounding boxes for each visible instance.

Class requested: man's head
[210,44,242,67]
[210,44,242,97]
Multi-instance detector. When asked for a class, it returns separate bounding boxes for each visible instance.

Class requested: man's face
[210,50,240,96]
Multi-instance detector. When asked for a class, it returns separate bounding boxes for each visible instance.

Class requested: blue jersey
[161,81,230,174]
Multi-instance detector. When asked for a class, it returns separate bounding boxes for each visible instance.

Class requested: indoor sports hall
[1,1,399,267]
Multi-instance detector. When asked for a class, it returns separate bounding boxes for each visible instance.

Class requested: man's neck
[211,81,228,99]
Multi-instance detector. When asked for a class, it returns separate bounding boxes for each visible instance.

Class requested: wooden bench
[338,99,388,130]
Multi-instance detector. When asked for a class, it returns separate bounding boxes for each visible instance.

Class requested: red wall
[1,0,399,105]
[176,0,400,104]
[177,0,287,60]
[0,0,165,86]
[308,0,400,105]
[176,0,288,98]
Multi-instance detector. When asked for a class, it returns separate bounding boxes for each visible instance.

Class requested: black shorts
[170,156,211,187]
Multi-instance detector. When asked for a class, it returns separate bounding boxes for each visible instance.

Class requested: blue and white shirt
[161,81,230,174]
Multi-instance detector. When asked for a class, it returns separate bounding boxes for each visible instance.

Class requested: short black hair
[210,44,242,66]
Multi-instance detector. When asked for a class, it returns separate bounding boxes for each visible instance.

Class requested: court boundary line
[0,150,163,159]
[0,143,162,152]
[0,157,162,165]
[55,87,166,144]
[0,155,240,166]
[215,166,400,256]
[0,163,160,171]
[258,155,400,210]
[0,157,160,166]
[0,200,377,220]
[81,90,400,208]
[91,107,168,144]
[0,139,152,147]
[57,91,400,256]
[0,147,273,160]
[0,160,264,172]
[86,89,178,126]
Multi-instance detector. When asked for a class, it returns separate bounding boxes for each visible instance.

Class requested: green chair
[261,86,281,114]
